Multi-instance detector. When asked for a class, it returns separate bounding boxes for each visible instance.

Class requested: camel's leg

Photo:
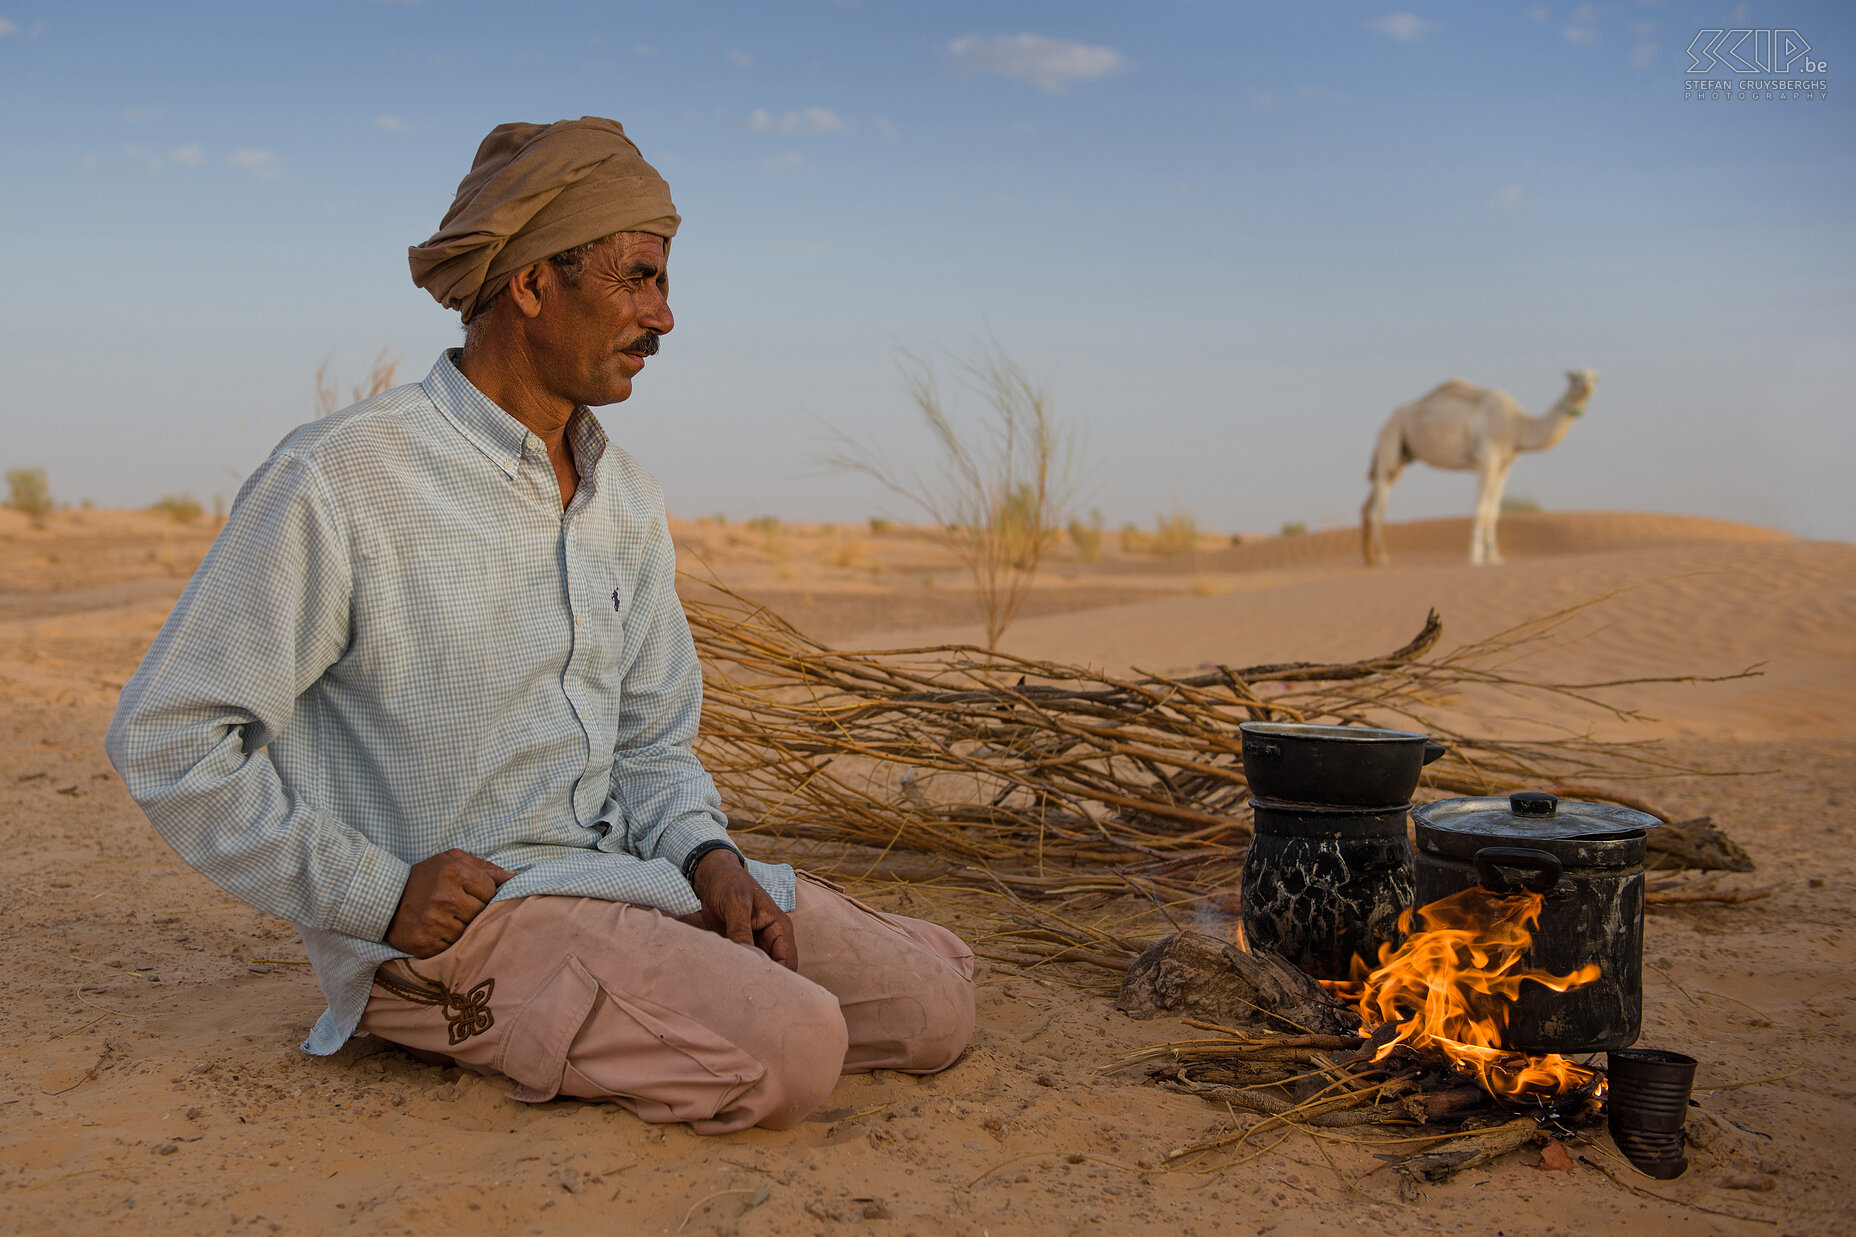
[1362,421,1407,567]
[1469,456,1509,566]
[1484,458,1516,564]
[1361,479,1394,567]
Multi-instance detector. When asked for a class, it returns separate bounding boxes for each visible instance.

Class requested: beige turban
[409,116,679,321]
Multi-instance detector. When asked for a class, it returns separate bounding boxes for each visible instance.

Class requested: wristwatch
[681,839,746,883]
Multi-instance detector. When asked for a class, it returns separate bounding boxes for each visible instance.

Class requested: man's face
[531,232,673,408]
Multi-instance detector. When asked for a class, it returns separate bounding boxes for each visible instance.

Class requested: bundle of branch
[687,581,1753,884]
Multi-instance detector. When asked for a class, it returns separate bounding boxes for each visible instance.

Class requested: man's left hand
[684,848,798,970]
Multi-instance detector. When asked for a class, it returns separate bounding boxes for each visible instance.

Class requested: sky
[1,0,1852,539]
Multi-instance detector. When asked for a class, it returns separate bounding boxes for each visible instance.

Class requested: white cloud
[228,148,281,179]
[1564,25,1598,46]
[633,42,655,57]
[873,116,899,143]
[1297,82,1329,100]
[1369,13,1435,43]
[374,114,423,133]
[1528,6,1550,20]
[170,144,204,166]
[121,106,158,124]
[748,107,851,135]
[1631,40,1657,69]
[945,32,1124,93]
[724,47,753,67]
[122,145,162,173]
[0,17,16,37]
[1489,184,1525,211]
[1572,2,1596,20]
[758,150,805,173]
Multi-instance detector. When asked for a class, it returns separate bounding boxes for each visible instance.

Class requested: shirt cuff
[653,813,737,877]
[326,844,413,944]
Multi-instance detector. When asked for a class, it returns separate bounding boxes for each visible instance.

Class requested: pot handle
[1244,739,1282,761]
[1422,741,1446,766]
[1475,846,1563,895]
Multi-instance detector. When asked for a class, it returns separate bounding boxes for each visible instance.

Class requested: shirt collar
[422,350,611,483]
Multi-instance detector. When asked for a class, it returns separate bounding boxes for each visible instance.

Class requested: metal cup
[1606,1048,1697,1179]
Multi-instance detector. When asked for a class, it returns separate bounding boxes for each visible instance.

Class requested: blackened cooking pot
[1239,722,1446,807]
[1412,791,1661,1054]
[1241,798,1415,981]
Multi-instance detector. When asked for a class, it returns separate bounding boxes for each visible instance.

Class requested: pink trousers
[358,877,975,1134]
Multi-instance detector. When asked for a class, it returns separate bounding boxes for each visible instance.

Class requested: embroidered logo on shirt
[612,588,622,612]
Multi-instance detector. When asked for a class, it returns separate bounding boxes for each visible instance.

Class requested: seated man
[105,116,975,1135]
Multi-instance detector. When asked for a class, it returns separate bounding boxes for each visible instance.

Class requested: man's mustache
[621,333,661,357]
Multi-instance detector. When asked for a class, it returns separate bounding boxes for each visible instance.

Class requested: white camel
[1361,368,1597,567]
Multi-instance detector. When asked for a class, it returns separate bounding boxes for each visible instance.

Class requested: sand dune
[3,508,1851,1234]
[1097,510,1793,577]
[875,519,1853,742]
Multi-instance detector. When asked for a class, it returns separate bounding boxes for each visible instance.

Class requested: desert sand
[1,507,1851,1235]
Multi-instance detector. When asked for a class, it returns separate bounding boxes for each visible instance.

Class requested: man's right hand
[386,849,515,957]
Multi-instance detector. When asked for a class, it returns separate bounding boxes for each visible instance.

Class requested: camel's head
[1562,368,1598,414]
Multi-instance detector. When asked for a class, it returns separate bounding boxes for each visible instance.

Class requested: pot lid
[1412,791,1661,842]
[1240,722,1427,742]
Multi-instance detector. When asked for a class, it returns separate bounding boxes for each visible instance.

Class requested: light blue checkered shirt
[106,351,794,1055]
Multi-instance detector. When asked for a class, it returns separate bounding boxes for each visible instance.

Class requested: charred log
[1116,931,1358,1035]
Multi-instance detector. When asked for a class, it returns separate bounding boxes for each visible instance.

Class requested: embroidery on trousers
[374,967,497,1046]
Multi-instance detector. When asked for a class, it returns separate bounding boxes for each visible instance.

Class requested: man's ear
[505,262,550,320]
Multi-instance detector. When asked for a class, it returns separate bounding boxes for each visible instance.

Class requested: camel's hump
[1422,378,1491,401]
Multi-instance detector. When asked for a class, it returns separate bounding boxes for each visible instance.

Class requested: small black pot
[1239,722,1446,808]
[1241,798,1415,980]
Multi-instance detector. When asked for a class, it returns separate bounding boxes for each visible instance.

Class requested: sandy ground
[1,507,1851,1235]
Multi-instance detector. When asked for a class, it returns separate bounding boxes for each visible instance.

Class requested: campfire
[1326,886,1604,1104]
[1112,883,1620,1182]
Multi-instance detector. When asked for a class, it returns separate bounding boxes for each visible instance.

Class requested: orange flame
[1326,886,1603,1101]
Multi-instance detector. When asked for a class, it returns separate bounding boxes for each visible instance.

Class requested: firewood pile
[685,581,1756,882]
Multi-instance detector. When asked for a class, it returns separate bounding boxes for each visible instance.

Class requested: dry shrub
[315,346,400,419]
[4,467,53,524]
[1150,507,1199,556]
[151,493,204,523]
[1280,521,1308,537]
[828,530,865,569]
[1067,512,1103,562]
[823,342,1079,648]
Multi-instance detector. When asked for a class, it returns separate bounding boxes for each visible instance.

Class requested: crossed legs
[357,877,976,1134]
